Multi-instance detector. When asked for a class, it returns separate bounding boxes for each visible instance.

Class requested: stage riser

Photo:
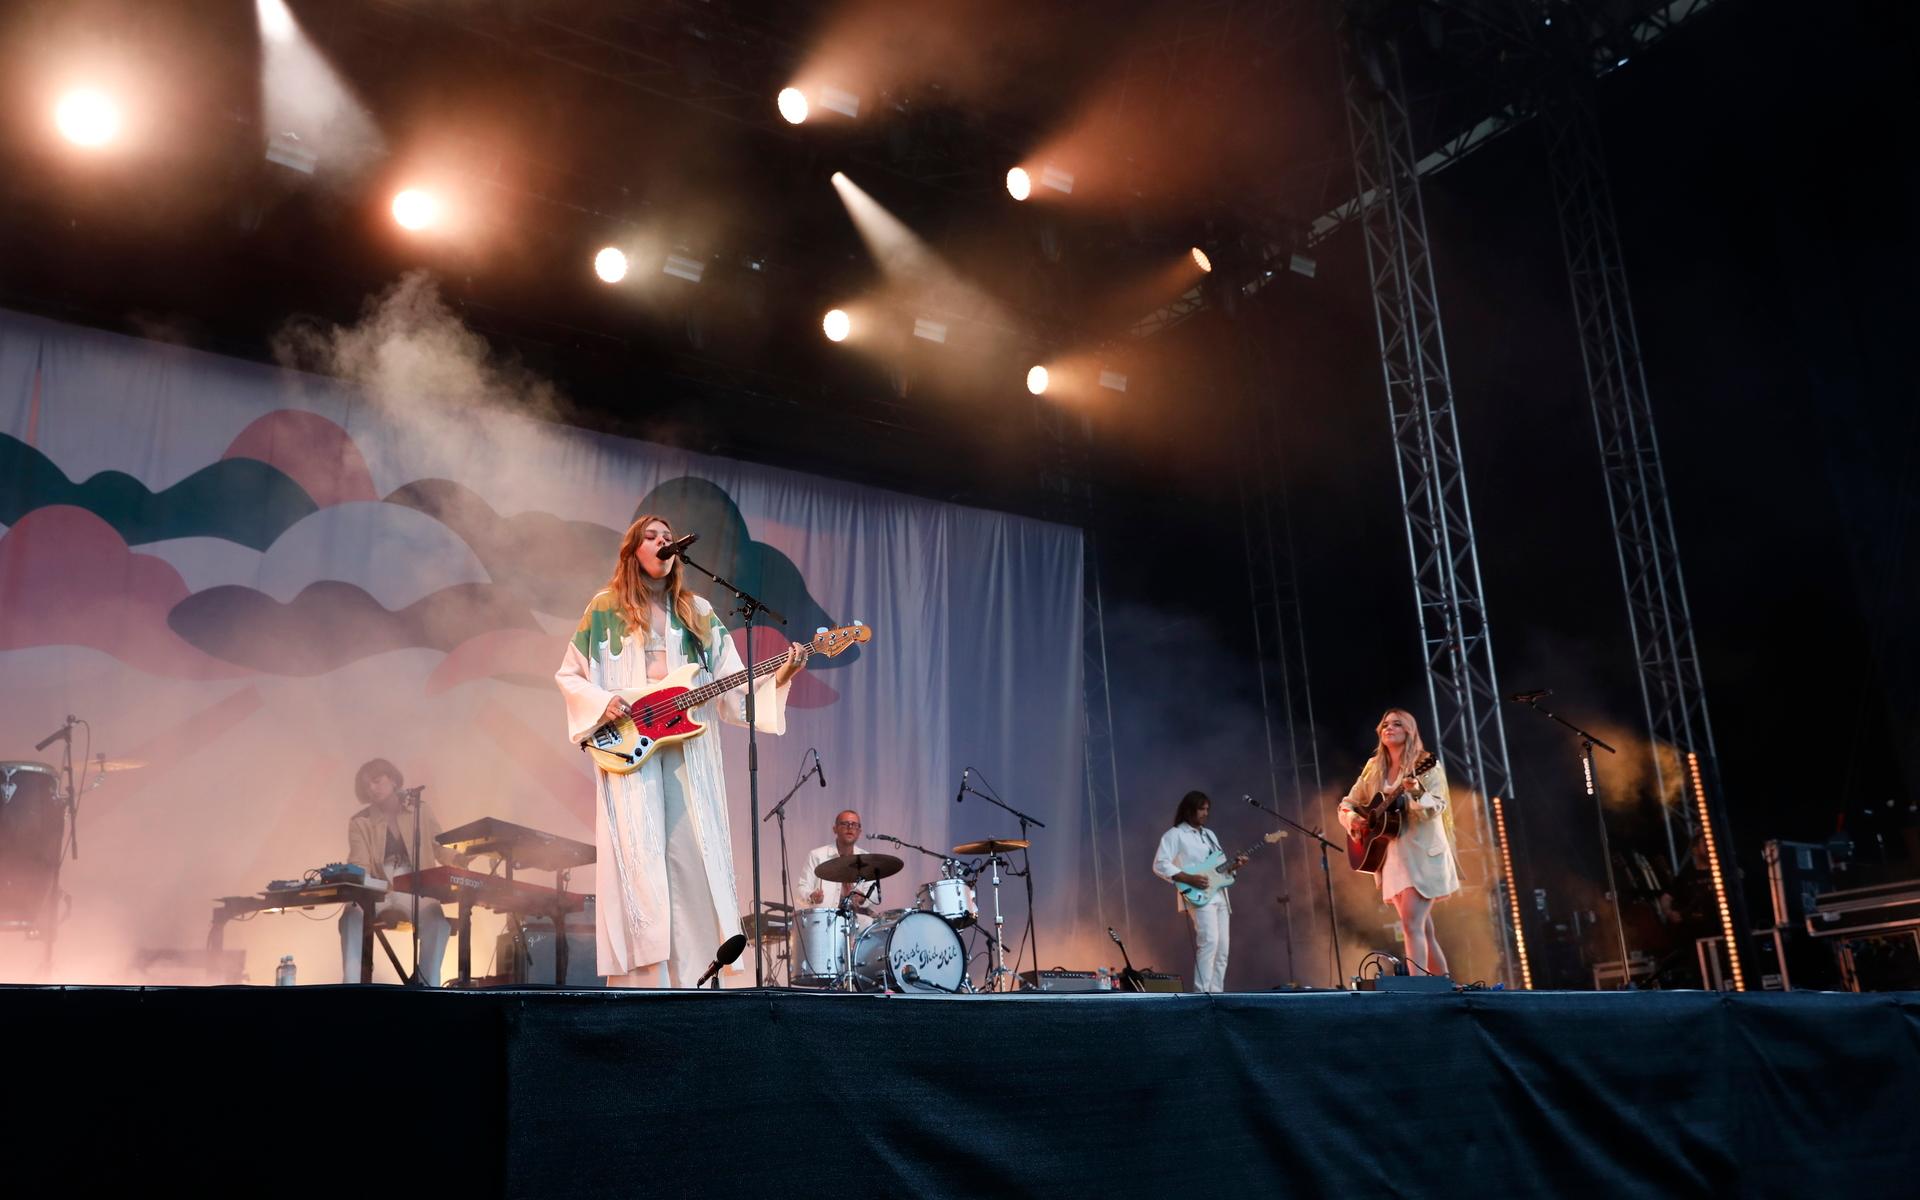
[5,987,1917,1197]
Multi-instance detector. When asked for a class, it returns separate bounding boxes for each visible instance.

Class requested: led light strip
[1492,796,1533,989]
[1689,751,1744,991]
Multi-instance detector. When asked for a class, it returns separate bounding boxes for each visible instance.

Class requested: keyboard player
[338,759,467,985]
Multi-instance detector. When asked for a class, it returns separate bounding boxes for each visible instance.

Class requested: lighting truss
[1339,29,1520,987]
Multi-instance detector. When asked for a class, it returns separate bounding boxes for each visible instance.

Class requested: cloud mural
[0,434,317,550]
[221,410,379,509]
[385,478,616,616]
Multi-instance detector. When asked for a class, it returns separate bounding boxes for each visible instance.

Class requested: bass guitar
[1345,751,1438,872]
[1174,830,1286,907]
[580,623,871,775]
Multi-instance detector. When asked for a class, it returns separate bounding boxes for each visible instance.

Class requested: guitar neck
[676,642,814,710]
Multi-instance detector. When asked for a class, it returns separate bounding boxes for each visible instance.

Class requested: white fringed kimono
[555,589,791,983]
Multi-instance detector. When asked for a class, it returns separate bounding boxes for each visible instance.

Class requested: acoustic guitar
[1345,751,1438,873]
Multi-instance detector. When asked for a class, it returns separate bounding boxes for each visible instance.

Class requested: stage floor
[7,985,1915,1197]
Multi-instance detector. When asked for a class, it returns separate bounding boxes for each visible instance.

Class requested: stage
[7,985,1916,1196]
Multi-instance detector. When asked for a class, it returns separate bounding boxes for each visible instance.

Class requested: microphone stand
[763,754,817,985]
[675,550,787,988]
[1248,796,1344,989]
[959,775,1046,984]
[1513,695,1633,989]
[403,786,427,989]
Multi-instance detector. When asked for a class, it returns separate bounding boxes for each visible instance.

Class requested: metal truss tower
[1338,25,1520,985]
[1537,55,1722,877]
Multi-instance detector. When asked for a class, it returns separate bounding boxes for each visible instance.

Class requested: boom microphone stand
[401,785,428,988]
[1248,795,1344,989]
[958,771,1046,982]
[763,751,820,984]
[1512,692,1633,988]
[675,548,786,988]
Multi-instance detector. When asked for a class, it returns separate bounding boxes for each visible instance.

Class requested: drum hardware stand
[676,548,787,988]
[30,715,84,963]
[957,771,1046,985]
[1511,694,1630,988]
[835,876,880,993]
[982,851,1013,991]
[764,752,818,985]
[1248,796,1345,990]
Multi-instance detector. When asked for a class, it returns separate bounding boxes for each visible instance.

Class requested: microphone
[398,784,426,807]
[657,533,699,560]
[34,717,76,752]
[695,933,748,988]
[1509,688,1552,703]
[814,750,827,789]
[954,767,969,805]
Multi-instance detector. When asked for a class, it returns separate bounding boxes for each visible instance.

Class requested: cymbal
[952,838,1029,856]
[812,853,903,884]
[92,759,146,773]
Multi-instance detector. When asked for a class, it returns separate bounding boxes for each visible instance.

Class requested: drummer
[802,810,879,914]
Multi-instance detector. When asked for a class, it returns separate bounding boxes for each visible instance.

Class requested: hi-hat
[812,853,903,884]
[951,838,1029,856]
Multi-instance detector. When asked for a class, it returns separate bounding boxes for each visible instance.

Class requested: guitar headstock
[1264,830,1286,844]
[809,622,873,658]
[1414,751,1439,776]
[1107,926,1123,946]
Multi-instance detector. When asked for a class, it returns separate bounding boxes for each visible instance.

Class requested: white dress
[1338,758,1461,902]
[555,590,791,982]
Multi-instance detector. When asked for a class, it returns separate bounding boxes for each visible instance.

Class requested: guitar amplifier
[497,907,603,986]
[1020,968,1112,992]
[1137,971,1182,993]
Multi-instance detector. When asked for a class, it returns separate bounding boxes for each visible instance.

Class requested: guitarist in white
[1337,709,1460,977]
[1151,791,1247,993]
[556,514,805,988]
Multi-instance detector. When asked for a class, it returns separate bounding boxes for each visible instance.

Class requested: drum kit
[743,836,1031,994]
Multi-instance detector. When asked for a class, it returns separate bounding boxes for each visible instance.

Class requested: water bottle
[1097,965,1114,991]
[275,955,296,987]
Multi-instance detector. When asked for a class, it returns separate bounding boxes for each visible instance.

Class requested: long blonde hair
[608,514,705,647]
[1369,708,1452,841]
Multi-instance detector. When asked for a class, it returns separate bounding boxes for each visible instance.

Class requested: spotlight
[777,87,809,125]
[256,0,297,42]
[1006,167,1032,202]
[1026,365,1049,395]
[54,89,121,148]
[822,309,851,342]
[391,188,439,231]
[1039,164,1075,195]
[1190,247,1213,273]
[594,247,629,284]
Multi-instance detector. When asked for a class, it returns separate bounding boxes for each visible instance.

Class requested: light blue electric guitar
[1175,830,1286,907]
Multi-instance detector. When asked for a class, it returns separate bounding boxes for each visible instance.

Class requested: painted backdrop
[0,309,1083,984]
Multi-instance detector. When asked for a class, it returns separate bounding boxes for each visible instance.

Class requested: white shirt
[1152,823,1227,913]
[800,842,876,909]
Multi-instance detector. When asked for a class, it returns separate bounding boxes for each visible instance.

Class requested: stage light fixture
[777,87,809,125]
[1039,164,1075,195]
[1289,252,1317,279]
[1097,369,1127,393]
[663,253,705,283]
[256,0,297,42]
[1493,796,1534,989]
[1026,365,1049,395]
[54,89,121,148]
[1190,247,1213,273]
[1689,751,1745,991]
[822,309,851,342]
[594,247,629,284]
[912,317,948,344]
[819,86,860,118]
[265,131,317,174]
[1006,167,1032,202]
[391,188,439,231]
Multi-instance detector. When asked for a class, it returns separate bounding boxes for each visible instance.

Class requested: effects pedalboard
[1018,968,1184,993]
[266,863,368,891]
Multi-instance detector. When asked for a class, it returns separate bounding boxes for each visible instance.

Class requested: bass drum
[853,910,965,994]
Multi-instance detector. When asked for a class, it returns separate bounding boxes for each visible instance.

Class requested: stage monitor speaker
[497,916,602,987]
[1137,971,1183,993]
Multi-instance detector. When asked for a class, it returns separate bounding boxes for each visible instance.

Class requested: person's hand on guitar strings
[600,695,631,724]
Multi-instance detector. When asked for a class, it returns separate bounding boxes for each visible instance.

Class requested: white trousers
[1186,900,1231,993]
[608,751,724,989]
[339,896,451,985]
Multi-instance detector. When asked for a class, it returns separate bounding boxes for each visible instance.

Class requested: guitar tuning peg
[853,619,863,626]
[816,626,829,636]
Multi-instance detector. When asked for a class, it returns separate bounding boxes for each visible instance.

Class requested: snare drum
[915,876,976,930]
[853,910,965,993]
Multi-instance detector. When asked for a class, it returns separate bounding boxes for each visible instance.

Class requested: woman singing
[555,513,804,987]
[1337,709,1460,976]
